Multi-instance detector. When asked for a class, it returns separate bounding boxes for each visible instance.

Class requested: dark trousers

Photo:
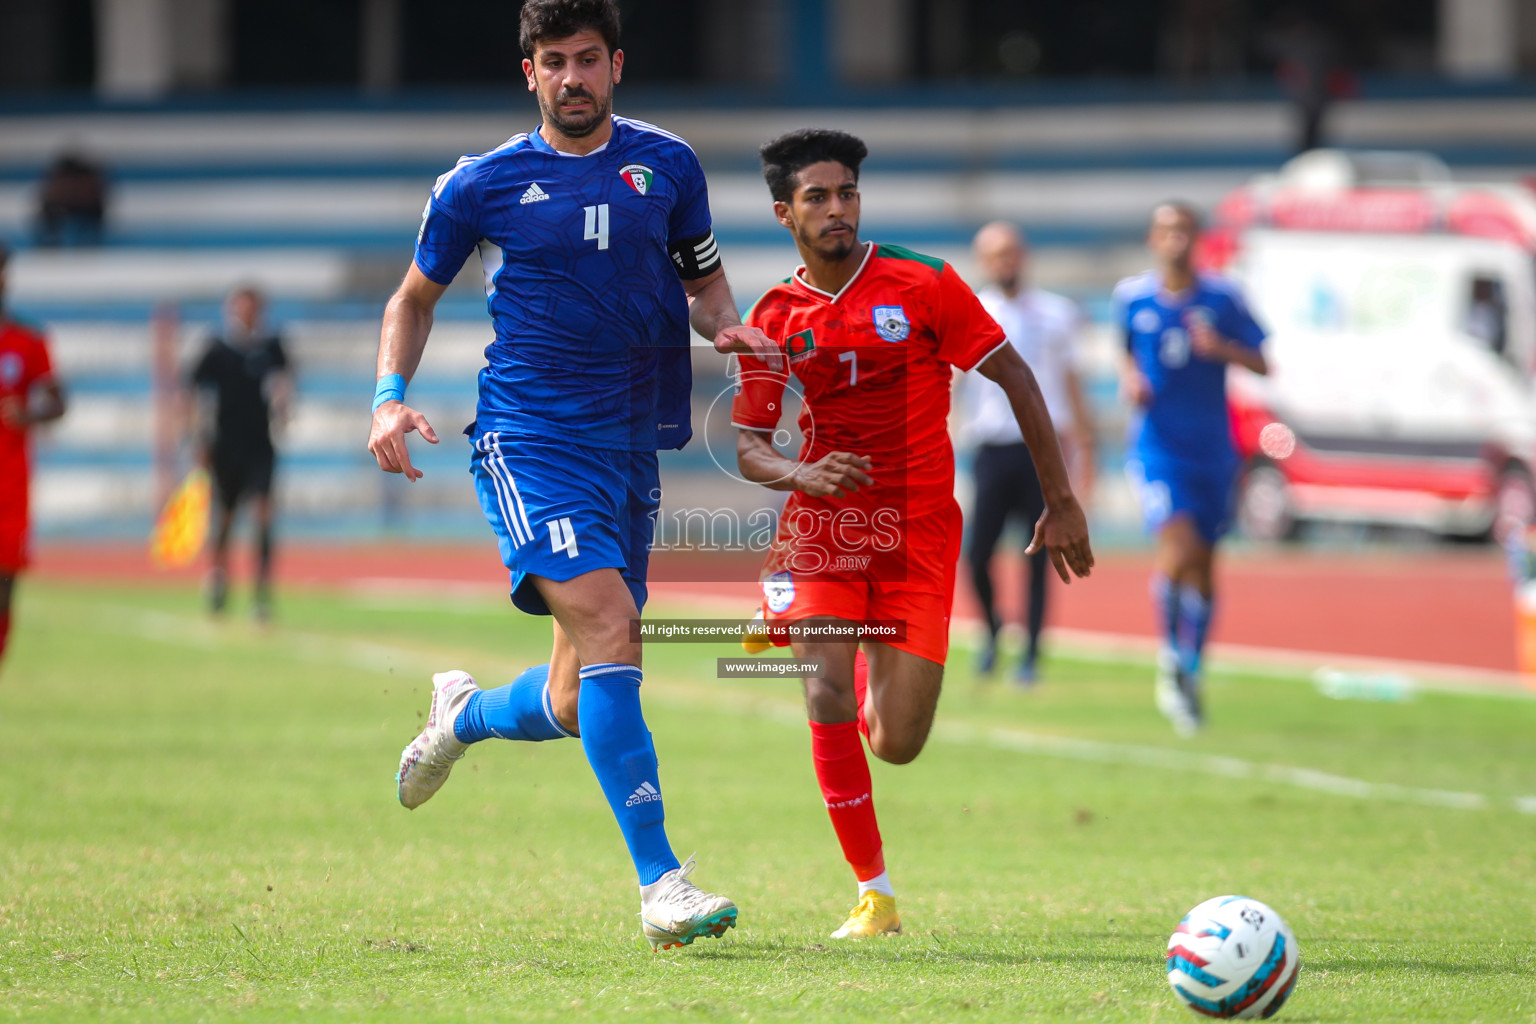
[966,442,1049,659]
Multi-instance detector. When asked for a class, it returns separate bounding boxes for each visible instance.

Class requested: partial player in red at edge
[0,241,67,674]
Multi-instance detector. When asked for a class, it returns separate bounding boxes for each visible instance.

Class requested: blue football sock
[1177,587,1214,677]
[453,664,575,744]
[1152,574,1180,653]
[577,663,680,886]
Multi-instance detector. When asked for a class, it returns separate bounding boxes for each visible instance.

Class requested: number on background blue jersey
[1159,326,1190,368]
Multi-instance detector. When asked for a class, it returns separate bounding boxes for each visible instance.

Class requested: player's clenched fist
[1185,311,1223,359]
[369,400,439,482]
[790,451,874,499]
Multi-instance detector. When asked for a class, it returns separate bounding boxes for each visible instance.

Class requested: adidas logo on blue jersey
[519,182,551,205]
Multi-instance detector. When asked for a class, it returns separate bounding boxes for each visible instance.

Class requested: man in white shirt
[957,221,1095,683]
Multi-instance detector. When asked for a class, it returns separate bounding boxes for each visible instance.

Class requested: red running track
[31,541,1521,675]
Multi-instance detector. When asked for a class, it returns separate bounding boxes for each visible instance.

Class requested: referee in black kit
[187,285,293,621]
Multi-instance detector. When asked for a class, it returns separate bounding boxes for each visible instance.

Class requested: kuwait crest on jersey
[872,305,910,342]
[619,163,653,195]
[785,328,816,362]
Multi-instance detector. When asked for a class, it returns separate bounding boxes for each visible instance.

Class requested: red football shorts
[759,499,962,665]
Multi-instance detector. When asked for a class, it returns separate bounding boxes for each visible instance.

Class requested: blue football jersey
[415,115,713,451]
[1114,271,1266,471]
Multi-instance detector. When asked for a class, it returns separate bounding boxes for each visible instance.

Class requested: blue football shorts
[1127,455,1238,545]
[469,431,660,616]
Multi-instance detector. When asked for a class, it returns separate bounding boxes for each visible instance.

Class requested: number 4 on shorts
[549,517,580,558]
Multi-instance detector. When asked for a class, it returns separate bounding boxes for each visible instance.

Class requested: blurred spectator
[0,241,67,673]
[186,286,294,622]
[36,152,108,248]
[1262,6,1353,153]
[1160,0,1242,82]
[957,222,1095,686]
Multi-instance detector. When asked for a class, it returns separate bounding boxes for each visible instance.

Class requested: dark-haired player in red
[733,129,1094,938]
[0,241,66,673]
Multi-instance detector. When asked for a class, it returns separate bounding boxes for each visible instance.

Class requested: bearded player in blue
[1115,203,1267,736]
[368,0,779,950]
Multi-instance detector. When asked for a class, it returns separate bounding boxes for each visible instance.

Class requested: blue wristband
[372,373,406,413]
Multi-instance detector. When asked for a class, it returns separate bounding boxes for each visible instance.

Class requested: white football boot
[396,670,480,809]
[1155,647,1199,738]
[640,855,738,950]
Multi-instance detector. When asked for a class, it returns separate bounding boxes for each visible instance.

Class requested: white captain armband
[669,230,721,280]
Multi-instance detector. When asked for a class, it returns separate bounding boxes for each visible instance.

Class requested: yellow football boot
[830,891,902,939]
[741,608,772,655]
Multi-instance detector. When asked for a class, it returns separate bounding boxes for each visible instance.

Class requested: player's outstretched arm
[369,263,446,482]
[737,429,873,497]
[683,267,784,371]
[977,345,1094,582]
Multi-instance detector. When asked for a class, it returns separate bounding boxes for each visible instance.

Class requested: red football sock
[0,611,10,662]
[853,649,869,739]
[810,719,885,881]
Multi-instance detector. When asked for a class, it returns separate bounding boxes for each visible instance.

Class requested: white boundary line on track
[89,600,1536,818]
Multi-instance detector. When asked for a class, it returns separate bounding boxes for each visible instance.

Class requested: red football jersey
[733,242,1007,515]
[0,317,56,522]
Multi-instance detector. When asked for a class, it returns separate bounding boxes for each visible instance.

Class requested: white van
[1206,150,1536,541]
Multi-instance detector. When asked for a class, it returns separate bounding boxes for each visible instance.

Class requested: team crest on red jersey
[619,163,653,195]
[872,305,910,342]
[763,570,795,613]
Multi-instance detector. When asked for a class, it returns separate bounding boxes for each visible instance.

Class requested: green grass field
[2,577,1534,1023]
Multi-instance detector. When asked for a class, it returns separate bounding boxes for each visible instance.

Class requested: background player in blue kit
[367,0,779,950]
[1115,203,1267,735]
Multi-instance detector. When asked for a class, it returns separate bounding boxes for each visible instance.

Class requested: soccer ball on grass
[1165,895,1300,1019]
